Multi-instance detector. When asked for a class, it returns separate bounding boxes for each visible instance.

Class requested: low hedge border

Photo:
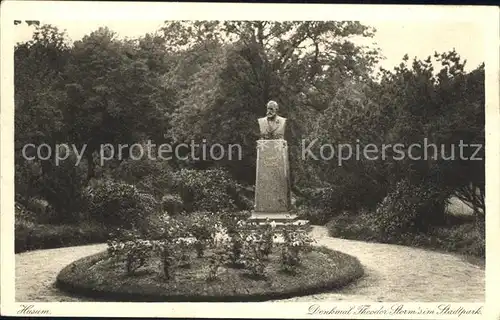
[326,215,485,258]
[15,222,109,254]
[56,246,364,302]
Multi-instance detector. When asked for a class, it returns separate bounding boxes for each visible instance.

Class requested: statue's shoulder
[276,116,287,122]
[258,117,267,124]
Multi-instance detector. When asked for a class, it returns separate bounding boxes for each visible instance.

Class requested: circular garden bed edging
[56,246,364,302]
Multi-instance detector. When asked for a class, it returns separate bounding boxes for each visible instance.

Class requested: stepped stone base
[248,212,309,229]
[249,212,298,222]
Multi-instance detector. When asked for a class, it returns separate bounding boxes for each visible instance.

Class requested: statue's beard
[266,112,276,119]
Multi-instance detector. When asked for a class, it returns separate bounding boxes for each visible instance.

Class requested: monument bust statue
[258,100,287,140]
[252,99,294,221]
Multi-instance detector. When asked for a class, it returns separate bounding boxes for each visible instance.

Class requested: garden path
[15,226,484,302]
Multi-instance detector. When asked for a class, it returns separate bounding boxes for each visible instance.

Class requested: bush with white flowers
[280,224,315,273]
[106,212,315,281]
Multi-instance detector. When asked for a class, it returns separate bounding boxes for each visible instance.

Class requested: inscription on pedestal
[254,139,291,213]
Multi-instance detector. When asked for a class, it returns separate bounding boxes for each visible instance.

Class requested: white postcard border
[1,2,499,319]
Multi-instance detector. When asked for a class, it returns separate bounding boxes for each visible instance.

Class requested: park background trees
[14,21,485,257]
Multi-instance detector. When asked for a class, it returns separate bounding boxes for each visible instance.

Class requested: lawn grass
[56,245,363,302]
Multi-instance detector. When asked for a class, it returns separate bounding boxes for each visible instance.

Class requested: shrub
[153,213,191,240]
[373,179,448,241]
[137,171,175,200]
[15,218,109,253]
[33,155,89,223]
[87,180,159,229]
[280,224,315,273]
[108,214,196,279]
[226,230,245,267]
[161,194,184,215]
[326,211,485,258]
[238,223,277,278]
[15,202,37,223]
[156,240,179,279]
[16,198,51,223]
[431,221,485,257]
[241,240,268,278]
[171,168,244,213]
[464,233,485,257]
[212,211,252,267]
[15,161,42,205]
[297,177,386,217]
[255,222,275,258]
[152,237,196,279]
[154,215,195,277]
[107,230,154,275]
[231,185,255,211]
[296,206,331,225]
[217,210,252,234]
[111,157,175,199]
[297,187,335,211]
[181,212,219,257]
[326,210,379,242]
[206,246,229,281]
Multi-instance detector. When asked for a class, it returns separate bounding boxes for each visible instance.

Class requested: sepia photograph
[1,1,499,319]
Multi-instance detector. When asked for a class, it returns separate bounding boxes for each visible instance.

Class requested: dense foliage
[86,180,160,230]
[15,21,484,257]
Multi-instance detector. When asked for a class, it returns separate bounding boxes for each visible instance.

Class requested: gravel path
[15,226,484,302]
[279,227,484,302]
[16,243,106,302]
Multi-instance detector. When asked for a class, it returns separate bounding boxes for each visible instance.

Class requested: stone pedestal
[251,139,298,223]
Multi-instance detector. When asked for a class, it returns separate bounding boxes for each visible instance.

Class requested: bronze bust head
[258,100,287,140]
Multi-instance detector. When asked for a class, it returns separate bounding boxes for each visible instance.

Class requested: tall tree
[62,27,173,180]
[310,49,485,219]
[163,21,380,184]
[14,24,70,202]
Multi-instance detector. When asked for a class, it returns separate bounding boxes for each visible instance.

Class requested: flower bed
[56,213,363,301]
[56,245,363,302]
